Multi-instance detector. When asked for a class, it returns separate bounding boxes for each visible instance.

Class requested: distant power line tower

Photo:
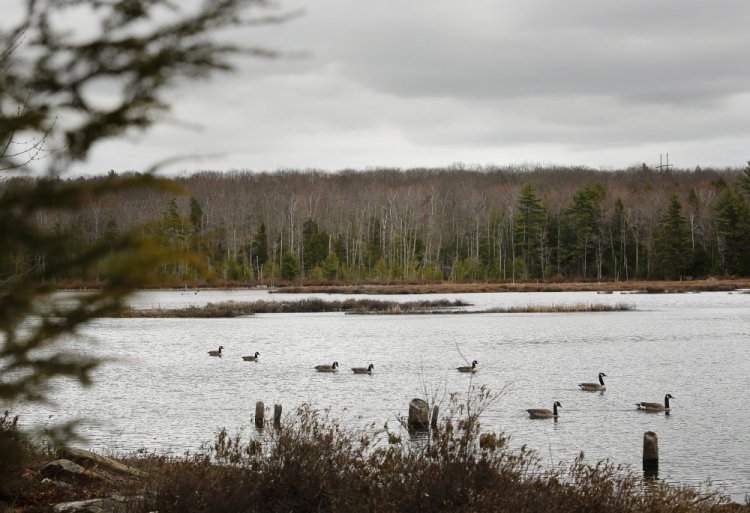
[656,153,673,171]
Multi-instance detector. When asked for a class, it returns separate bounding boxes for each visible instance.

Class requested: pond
[14,289,750,501]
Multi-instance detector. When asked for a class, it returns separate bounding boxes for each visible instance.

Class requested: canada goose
[457,360,478,373]
[315,361,339,372]
[579,372,607,391]
[527,401,561,419]
[242,352,260,361]
[636,394,674,412]
[207,345,224,357]
[352,364,374,374]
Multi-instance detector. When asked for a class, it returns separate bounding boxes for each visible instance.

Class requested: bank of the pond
[53,277,750,294]
[2,408,747,513]
[274,278,750,295]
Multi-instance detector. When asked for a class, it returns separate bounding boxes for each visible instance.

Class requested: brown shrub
[131,394,737,513]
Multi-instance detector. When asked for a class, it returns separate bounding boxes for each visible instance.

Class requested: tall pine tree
[514,183,547,279]
[656,193,691,279]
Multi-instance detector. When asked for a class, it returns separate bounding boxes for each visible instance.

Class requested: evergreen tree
[656,193,691,279]
[715,189,750,275]
[1,0,274,486]
[189,197,204,234]
[280,251,298,280]
[302,219,329,273]
[738,161,750,199]
[513,183,547,279]
[563,183,606,278]
[251,223,269,268]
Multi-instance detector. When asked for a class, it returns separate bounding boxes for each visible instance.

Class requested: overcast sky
[9,1,750,173]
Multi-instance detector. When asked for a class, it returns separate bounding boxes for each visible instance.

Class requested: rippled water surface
[15,289,750,500]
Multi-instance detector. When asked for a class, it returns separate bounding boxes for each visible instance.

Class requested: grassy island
[115,298,471,317]
[114,299,633,317]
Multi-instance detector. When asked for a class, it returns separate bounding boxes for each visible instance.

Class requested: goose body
[242,352,260,361]
[352,363,374,374]
[207,345,224,357]
[579,372,607,391]
[315,361,339,372]
[527,401,561,419]
[457,360,478,373]
[636,394,674,412]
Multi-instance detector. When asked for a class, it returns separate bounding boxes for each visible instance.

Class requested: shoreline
[55,278,750,294]
[273,278,750,294]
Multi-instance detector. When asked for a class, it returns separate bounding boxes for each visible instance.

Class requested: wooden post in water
[255,401,265,428]
[274,404,282,429]
[408,398,429,430]
[431,405,439,430]
[643,431,659,479]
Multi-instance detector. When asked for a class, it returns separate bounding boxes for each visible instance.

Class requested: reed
[483,302,635,313]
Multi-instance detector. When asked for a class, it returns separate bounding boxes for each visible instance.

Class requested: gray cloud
[4,0,749,173]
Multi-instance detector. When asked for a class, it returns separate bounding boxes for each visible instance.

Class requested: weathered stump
[255,401,265,428]
[408,398,429,430]
[274,403,282,428]
[643,431,659,479]
[431,405,439,430]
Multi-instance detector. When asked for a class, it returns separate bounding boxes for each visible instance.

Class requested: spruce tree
[1,0,279,487]
[715,189,750,276]
[656,193,691,279]
[513,183,547,279]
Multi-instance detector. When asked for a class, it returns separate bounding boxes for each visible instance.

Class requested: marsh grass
[483,302,635,313]
[116,298,470,317]
[115,299,632,317]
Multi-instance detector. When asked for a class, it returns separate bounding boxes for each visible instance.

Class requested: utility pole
[656,153,673,171]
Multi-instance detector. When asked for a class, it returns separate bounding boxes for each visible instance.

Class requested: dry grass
[113,299,632,317]
[3,399,747,513]
[115,298,470,317]
[133,398,741,513]
[483,302,635,313]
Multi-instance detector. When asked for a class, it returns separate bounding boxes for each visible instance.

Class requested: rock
[40,459,112,484]
[60,447,146,478]
[40,477,73,489]
[53,496,146,513]
[53,498,124,513]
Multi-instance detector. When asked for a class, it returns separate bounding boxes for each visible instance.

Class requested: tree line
[2,163,750,285]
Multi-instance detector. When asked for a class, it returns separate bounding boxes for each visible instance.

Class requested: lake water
[13,289,750,501]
